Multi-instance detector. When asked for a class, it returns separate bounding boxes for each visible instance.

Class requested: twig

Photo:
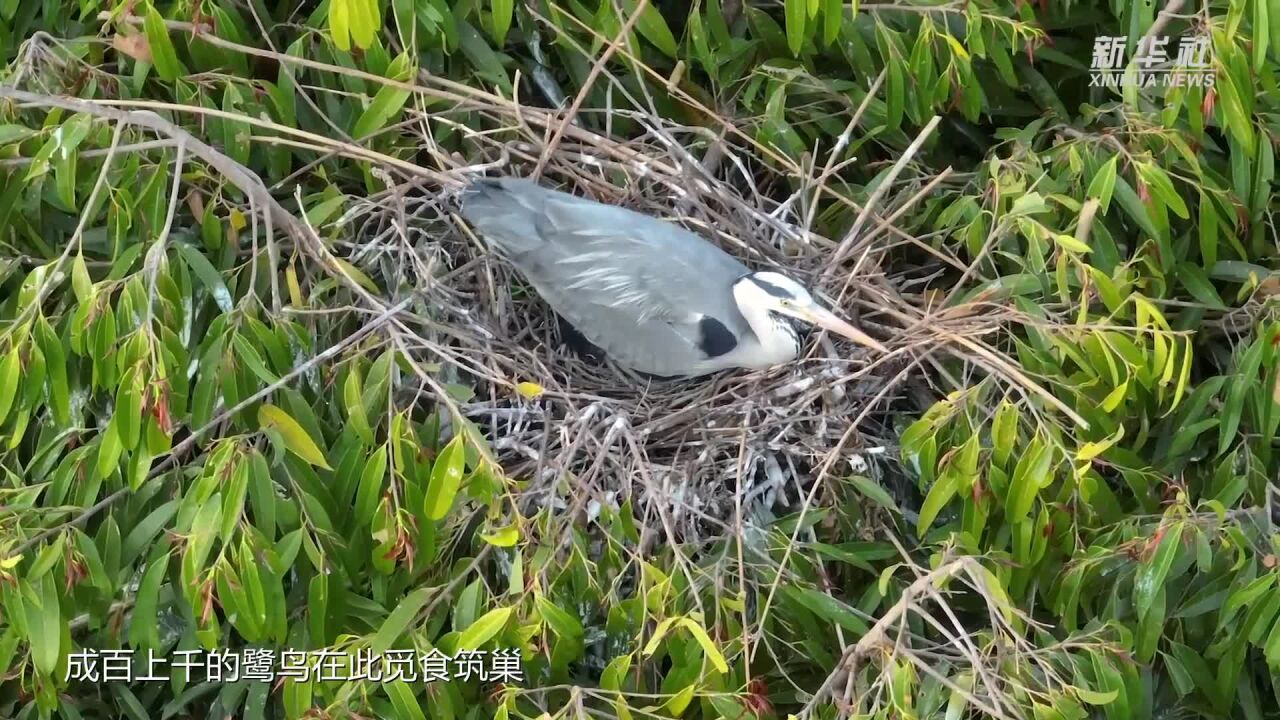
[798,557,973,719]
[0,139,176,165]
[824,115,941,282]
[1140,0,1189,48]
[531,0,651,178]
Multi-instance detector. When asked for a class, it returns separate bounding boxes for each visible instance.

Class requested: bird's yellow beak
[793,305,888,354]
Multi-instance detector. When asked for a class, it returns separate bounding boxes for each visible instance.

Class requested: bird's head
[734,271,888,353]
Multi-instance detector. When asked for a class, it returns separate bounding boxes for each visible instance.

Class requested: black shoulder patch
[698,315,738,358]
[751,275,796,299]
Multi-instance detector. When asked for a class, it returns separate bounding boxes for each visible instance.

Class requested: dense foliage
[0,0,1277,718]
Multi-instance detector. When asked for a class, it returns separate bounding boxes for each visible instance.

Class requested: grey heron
[459,177,886,378]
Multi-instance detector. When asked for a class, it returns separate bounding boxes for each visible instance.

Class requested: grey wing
[461,178,752,375]
[541,236,744,374]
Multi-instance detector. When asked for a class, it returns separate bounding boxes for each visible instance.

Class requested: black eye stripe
[752,276,797,299]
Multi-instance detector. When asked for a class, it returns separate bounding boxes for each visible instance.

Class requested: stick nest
[342,112,922,545]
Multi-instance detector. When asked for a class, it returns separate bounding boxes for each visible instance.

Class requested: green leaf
[344,368,374,445]
[1218,336,1266,455]
[916,469,959,538]
[351,56,413,139]
[626,0,679,57]
[455,606,513,651]
[849,474,899,513]
[176,243,233,313]
[1224,573,1276,621]
[1214,70,1255,155]
[258,404,332,470]
[143,4,184,81]
[232,334,279,385]
[71,252,92,304]
[305,194,346,227]
[1009,192,1048,217]
[1162,650,1195,698]
[822,0,842,45]
[1254,0,1271,69]
[383,680,427,720]
[1006,437,1053,523]
[423,435,465,520]
[1170,641,1219,705]
[1112,175,1161,241]
[881,29,904,131]
[96,418,124,480]
[31,576,62,676]
[665,683,696,717]
[0,124,34,145]
[1137,162,1189,219]
[1134,523,1183,619]
[1087,156,1118,212]
[355,445,388,526]
[122,500,179,568]
[490,0,513,46]
[991,400,1019,468]
[128,556,167,649]
[536,596,584,639]
[371,587,429,654]
[0,346,18,426]
[1176,263,1226,308]
[221,460,249,543]
[185,496,223,580]
[785,0,806,56]
[601,655,631,692]
[115,367,143,450]
[780,585,870,634]
[1198,191,1220,266]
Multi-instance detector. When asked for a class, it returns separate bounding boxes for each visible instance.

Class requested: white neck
[724,284,801,369]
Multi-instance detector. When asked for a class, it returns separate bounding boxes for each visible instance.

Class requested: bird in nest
[459,176,887,379]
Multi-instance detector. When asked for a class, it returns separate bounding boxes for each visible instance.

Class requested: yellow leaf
[258,404,332,470]
[329,0,351,51]
[332,257,380,293]
[1074,686,1119,705]
[942,34,969,61]
[1053,233,1092,254]
[1100,381,1128,412]
[286,263,304,307]
[675,618,729,674]
[0,553,22,570]
[480,525,520,547]
[1076,425,1125,463]
[614,695,634,720]
[664,683,696,717]
[515,381,544,399]
[348,0,380,48]
[642,617,681,656]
